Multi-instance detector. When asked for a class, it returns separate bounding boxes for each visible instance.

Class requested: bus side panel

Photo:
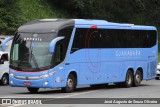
[78,63,94,85]
[145,60,157,80]
[68,49,97,85]
[64,63,80,86]
[48,64,66,88]
[95,61,123,84]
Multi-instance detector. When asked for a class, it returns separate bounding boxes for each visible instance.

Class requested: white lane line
[151,82,160,85]
[57,90,99,98]
[11,104,24,107]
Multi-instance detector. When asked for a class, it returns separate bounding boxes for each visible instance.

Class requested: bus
[2,19,158,93]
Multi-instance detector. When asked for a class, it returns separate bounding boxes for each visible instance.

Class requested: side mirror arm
[2,36,14,52]
[50,37,65,53]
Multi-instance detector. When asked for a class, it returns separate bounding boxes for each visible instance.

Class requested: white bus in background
[0,51,9,85]
[0,36,12,85]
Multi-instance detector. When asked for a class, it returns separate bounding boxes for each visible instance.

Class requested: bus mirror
[50,36,65,53]
[2,36,14,52]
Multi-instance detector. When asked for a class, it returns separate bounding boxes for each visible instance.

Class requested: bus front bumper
[9,76,53,88]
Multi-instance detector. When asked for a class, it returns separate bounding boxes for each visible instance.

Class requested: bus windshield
[10,33,56,71]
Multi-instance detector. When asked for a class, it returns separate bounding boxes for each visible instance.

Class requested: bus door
[52,41,66,87]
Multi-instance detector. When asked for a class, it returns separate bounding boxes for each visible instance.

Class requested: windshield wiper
[29,39,39,69]
[30,52,39,70]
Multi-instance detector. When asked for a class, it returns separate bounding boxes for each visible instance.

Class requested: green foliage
[0,0,160,36]
[17,0,68,22]
[0,0,22,34]
[158,53,160,62]
[50,0,160,50]
[0,0,68,35]
[50,0,160,26]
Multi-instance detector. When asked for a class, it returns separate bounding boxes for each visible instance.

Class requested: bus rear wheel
[123,70,133,88]
[27,87,39,93]
[62,74,76,93]
[133,70,142,87]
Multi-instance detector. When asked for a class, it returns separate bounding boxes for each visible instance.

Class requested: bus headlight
[40,71,56,79]
[48,71,56,76]
[40,74,49,78]
[9,73,15,77]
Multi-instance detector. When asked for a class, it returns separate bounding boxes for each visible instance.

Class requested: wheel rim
[2,76,7,85]
[127,74,131,85]
[135,74,141,84]
[67,79,73,88]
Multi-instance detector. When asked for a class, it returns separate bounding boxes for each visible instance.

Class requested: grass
[158,53,160,62]
[17,0,69,23]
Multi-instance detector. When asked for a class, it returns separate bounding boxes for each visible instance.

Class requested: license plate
[24,82,31,86]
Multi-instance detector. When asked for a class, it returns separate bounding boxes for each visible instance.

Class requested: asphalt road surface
[0,79,160,107]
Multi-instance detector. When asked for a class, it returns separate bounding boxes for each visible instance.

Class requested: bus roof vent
[40,19,58,21]
[122,23,134,26]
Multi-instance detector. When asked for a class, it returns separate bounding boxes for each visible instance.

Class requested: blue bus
[2,19,158,93]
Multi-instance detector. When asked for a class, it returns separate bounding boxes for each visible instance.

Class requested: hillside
[0,0,68,34]
[18,0,68,22]
[0,0,160,35]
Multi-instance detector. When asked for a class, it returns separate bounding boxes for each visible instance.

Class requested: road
[0,80,160,107]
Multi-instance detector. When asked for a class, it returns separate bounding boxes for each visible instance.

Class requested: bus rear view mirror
[50,36,65,53]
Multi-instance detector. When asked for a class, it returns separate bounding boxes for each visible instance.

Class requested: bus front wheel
[27,87,39,93]
[62,74,76,93]
[123,70,133,88]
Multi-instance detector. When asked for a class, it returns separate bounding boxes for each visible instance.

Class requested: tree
[0,0,23,34]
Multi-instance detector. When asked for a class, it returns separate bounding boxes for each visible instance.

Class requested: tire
[133,70,142,87]
[0,74,9,85]
[62,74,76,93]
[155,77,159,80]
[123,70,133,88]
[27,87,39,93]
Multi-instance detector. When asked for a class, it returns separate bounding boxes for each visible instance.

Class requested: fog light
[43,82,48,86]
[10,81,13,84]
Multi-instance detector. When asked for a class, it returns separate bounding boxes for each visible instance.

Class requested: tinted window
[51,27,73,67]
[57,27,73,59]
[71,28,157,53]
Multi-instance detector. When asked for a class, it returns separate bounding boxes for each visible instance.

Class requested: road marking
[0,104,23,107]
[152,82,160,85]
[57,90,99,98]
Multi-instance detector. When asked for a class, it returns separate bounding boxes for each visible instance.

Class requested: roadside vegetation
[0,0,160,60]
